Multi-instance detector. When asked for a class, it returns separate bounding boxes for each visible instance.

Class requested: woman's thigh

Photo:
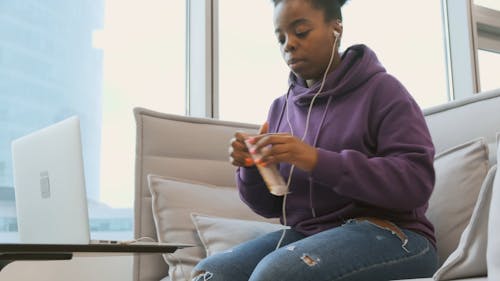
[249,220,438,281]
[192,228,305,281]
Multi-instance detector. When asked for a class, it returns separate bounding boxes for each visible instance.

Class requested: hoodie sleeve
[236,166,283,218]
[235,98,285,218]
[311,76,435,211]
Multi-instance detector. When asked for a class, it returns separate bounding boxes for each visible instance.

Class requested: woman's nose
[284,36,297,52]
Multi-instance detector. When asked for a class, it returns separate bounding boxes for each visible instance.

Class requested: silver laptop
[11,117,195,249]
[11,116,93,244]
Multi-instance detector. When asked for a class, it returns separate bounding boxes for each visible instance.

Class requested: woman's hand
[247,130,318,172]
[229,122,269,167]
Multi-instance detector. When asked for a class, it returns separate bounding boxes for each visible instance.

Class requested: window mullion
[443,0,480,99]
[186,0,217,118]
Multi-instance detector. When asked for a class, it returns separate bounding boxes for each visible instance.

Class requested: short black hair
[271,0,348,22]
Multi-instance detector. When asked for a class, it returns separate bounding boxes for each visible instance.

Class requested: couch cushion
[191,213,286,256]
[433,165,496,280]
[427,138,489,266]
[147,175,278,281]
[487,142,500,279]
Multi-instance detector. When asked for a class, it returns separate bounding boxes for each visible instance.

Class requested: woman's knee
[191,270,214,281]
[191,255,223,281]
[191,253,250,281]
[249,248,306,281]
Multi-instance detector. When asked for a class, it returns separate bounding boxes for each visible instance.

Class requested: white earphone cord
[275,31,340,250]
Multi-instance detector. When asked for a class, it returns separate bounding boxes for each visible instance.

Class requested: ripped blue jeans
[191,219,438,281]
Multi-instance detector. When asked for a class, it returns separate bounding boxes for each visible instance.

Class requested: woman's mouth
[288,59,306,70]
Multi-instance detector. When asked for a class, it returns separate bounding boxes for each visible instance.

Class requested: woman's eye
[277,36,285,45]
[296,30,310,38]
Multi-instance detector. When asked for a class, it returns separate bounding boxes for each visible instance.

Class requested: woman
[192,0,438,280]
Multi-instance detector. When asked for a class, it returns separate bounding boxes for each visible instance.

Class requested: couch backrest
[133,88,500,281]
[133,109,258,281]
[423,89,500,165]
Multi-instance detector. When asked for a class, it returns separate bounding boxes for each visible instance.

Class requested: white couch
[133,89,500,281]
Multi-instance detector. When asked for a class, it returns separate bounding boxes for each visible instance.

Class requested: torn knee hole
[301,254,320,267]
[192,270,205,277]
[191,270,213,281]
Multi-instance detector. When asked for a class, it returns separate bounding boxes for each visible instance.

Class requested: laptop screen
[11,116,91,244]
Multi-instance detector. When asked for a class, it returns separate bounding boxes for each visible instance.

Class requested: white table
[0,243,189,271]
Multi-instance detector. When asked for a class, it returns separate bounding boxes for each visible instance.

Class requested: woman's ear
[330,19,343,39]
[334,19,343,38]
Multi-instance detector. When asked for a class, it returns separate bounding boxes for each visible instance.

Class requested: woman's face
[273,0,336,81]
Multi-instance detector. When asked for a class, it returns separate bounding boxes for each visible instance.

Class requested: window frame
[437,0,500,100]
[186,0,219,118]
[186,0,500,119]
[475,5,500,52]
[442,0,481,100]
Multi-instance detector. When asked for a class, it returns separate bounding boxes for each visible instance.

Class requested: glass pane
[475,0,500,11]
[218,0,289,124]
[478,49,500,92]
[0,1,106,242]
[94,0,186,240]
[218,0,448,125]
[0,0,186,242]
[341,1,448,109]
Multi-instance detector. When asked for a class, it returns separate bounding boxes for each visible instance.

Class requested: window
[0,1,106,242]
[0,0,186,242]
[474,0,500,92]
[94,0,186,241]
[217,0,448,125]
[475,0,500,11]
[218,0,289,124]
[478,50,500,91]
[341,1,448,109]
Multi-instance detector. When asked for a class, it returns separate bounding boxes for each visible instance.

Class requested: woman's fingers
[235,131,248,141]
[230,137,247,152]
[229,132,255,167]
[249,134,292,153]
[229,149,254,167]
[258,122,269,135]
[256,143,292,164]
[230,156,246,167]
[230,129,292,168]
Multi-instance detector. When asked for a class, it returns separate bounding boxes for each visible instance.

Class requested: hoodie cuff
[238,166,263,185]
[310,148,344,187]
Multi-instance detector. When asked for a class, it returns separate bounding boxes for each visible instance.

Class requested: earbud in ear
[333,30,340,38]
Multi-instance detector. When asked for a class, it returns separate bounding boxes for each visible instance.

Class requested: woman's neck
[305,52,342,88]
[306,79,316,88]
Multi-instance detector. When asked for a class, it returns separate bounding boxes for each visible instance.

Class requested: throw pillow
[488,142,500,279]
[496,132,500,164]
[433,165,496,280]
[191,213,287,256]
[427,138,489,266]
[148,174,279,281]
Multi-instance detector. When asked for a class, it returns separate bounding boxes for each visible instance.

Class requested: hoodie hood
[289,44,386,106]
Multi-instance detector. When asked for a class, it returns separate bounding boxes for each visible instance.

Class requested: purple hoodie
[237,44,436,247]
